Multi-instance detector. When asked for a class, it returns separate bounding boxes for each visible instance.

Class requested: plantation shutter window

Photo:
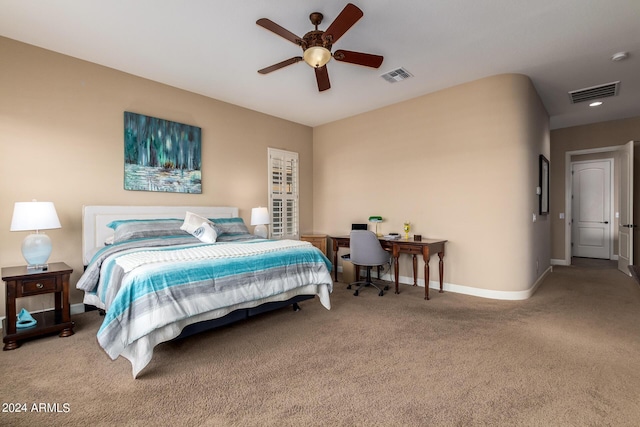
[268,148,299,240]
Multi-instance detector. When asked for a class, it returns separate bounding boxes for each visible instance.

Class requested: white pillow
[181,211,213,234]
[192,222,218,243]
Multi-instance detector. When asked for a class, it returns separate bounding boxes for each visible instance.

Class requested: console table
[331,236,447,300]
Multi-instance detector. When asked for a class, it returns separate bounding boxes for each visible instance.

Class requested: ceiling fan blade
[315,65,331,92]
[258,57,303,74]
[333,50,383,68]
[322,3,363,44]
[256,18,301,44]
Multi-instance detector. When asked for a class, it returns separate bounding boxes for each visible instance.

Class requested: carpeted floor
[2,262,640,426]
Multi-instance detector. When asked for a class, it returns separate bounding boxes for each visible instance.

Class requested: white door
[618,141,634,274]
[571,160,612,259]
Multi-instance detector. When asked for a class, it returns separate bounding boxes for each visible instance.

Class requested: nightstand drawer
[20,277,59,296]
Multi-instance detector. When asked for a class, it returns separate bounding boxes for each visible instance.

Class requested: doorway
[564,142,635,275]
[571,159,613,259]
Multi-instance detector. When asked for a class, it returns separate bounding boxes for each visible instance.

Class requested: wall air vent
[568,81,620,104]
[380,67,413,83]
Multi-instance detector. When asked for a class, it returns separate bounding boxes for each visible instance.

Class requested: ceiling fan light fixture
[303,46,331,68]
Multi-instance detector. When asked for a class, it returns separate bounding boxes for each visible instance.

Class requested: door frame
[617,141,634,274]
[570,158,614,260]
[564,146,621,265]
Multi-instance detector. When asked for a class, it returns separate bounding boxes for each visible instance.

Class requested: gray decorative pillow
[209,217,250,236]
[107,219,187,243]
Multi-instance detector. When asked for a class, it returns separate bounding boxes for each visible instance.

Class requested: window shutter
[268,148,299,239]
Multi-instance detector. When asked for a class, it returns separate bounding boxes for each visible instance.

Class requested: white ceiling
[2,0,639,129]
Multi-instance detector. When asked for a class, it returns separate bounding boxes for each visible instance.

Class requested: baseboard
[0,303,85,332]
[70,303,86,315]
[375,267,552,301]
[552,257,619,265]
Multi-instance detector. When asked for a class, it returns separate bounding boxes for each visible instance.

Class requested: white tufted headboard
[82,205,239,265]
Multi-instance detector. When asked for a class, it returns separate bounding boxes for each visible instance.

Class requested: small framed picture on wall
[539,155,549,215]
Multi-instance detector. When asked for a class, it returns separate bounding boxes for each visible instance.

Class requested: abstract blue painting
[124,112,202,193]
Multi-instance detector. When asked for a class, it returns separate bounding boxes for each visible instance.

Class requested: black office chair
[347,230,391,296]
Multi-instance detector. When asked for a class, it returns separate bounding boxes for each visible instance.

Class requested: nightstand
[301,234,327,256]
[2,262,74,350]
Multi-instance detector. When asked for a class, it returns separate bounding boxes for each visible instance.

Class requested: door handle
[622,224,637,228]
[602,221,609,224]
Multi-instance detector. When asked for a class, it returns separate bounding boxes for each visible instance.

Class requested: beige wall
[0,36,554,323]
[0,37,313,317]
[313,74,551,295]
[550,116,640,262]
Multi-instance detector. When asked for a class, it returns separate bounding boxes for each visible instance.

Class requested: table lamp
[369,216,383,236]
[10,200,61,270]
[251,207,270,238]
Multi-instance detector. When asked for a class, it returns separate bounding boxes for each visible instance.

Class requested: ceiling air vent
[381,67,413,83]
[568,81,620,104]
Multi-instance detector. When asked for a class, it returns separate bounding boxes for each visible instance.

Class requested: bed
[77,205,333,378]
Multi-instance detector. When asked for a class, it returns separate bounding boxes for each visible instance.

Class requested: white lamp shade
[10,201,61,268]
[10,201,61,231]
[251,207,270,226]
[251,207,270,239]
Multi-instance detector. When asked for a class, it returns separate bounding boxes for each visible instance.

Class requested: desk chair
[348,230,391,296]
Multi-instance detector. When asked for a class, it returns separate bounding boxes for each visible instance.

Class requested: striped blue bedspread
[77,235,333,377]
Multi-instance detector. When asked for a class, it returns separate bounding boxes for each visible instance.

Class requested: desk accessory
[369,216,383,236]
[403,221,411,240]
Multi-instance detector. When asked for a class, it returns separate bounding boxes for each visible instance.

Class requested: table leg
[3,280,18,350]
[438,251,445,293]
[61,272,72,326]
[393,246,400,294]
[5,280,17,336]
[412,254,418,286]
[332,240,339,282]
[55,291,62,312]
[423,246,431,300]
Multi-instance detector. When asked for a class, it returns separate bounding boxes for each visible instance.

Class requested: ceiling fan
[256,3,384,92]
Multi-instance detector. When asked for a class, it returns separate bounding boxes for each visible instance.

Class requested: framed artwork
[124,111,202,193]
[539,154,549,215]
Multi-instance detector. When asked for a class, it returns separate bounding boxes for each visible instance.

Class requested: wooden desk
[331,236,447,300]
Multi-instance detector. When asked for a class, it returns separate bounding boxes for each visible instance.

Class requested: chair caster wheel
[378,291,384,296]
[347,285,352,289]
[384,285,389,291]
[354,290,359,296]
